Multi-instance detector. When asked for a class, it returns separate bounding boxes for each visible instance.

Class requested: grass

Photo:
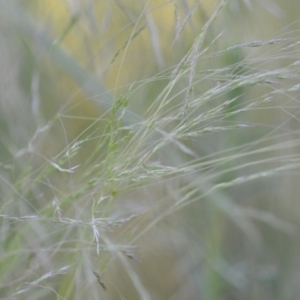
[0,0,300,299]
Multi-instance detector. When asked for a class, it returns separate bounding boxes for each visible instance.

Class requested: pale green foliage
[0,1,300,299]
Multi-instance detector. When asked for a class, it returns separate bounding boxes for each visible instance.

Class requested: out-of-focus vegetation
[1,0,300,299]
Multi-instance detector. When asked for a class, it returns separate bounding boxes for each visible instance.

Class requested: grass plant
[0,1,300,299]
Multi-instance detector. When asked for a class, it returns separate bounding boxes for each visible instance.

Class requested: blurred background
[1,0,300,299]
